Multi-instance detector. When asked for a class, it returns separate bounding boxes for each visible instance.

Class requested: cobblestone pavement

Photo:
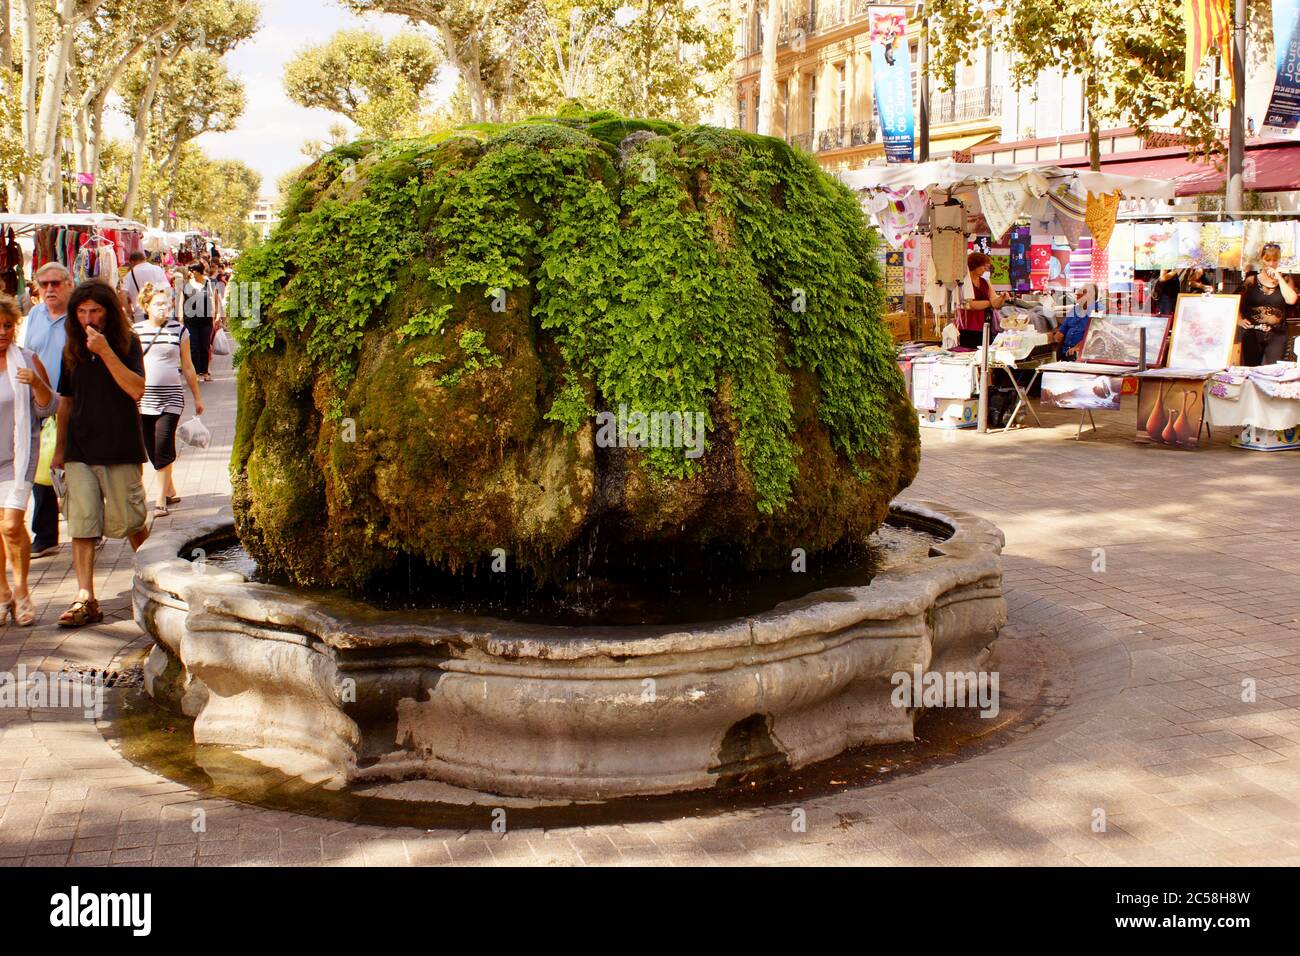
[2,358,1298,866]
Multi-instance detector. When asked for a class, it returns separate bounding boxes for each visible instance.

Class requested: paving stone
[2,360,1298,865]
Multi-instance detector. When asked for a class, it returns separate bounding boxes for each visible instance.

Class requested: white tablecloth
[1207,379,1300,430]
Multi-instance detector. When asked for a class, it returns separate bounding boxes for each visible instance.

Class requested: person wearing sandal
[0,296,58,626]
[133,283,202,517]
[51,282,150,629]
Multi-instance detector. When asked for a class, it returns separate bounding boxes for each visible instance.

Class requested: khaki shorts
[63,462,147,539]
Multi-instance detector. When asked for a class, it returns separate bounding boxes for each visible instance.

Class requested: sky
[113,0,457,199]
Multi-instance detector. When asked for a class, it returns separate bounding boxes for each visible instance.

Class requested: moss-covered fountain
[133,111,1006,801]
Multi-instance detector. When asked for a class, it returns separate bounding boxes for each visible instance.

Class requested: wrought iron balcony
[767,1,875,48]
[789,121,876,154]
[930,86,1003,125]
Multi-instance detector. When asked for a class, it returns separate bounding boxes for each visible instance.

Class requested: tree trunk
[436,23,486,122]
[757,0,779,135]
[28,0,85,212]
[123,41,164,219]
[88,95,108,210]
[1,0,11,73]
[1085,69,1101,172]
[68,67,91,183]
[17,0,38,208]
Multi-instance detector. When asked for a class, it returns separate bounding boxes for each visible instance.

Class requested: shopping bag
[211,327,233,356]
[177,416,211,449]
[35,417,56,486]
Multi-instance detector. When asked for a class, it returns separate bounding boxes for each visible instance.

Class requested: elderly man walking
[19,263,72,557]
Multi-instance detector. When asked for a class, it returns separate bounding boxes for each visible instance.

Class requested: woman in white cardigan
[0,295,58,626]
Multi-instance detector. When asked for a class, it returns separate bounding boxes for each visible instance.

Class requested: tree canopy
[284,29,443,138]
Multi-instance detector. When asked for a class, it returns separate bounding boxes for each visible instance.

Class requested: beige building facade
[724,1,1004,173]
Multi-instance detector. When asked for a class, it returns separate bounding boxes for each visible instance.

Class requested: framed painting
[1078,314,1173,367]
[1041,371,1124,411]
[1135,377,1208,448]
[1168,294,1241,371]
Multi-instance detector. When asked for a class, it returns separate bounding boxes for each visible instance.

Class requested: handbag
[35,417,57,486]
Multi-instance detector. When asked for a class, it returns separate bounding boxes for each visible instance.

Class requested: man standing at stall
[121,251,169,321]
[20,263,72,557]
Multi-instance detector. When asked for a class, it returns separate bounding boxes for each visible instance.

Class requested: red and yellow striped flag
[1184,0,1234,95]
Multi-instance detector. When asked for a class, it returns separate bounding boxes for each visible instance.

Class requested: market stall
[1207,365,1300,451]
[839,161,1177,433]
[0,212,147,297]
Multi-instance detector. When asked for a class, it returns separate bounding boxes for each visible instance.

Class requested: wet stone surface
[105,623,1063,830]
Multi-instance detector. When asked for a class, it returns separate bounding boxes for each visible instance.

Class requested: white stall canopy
[838,161,1176,200]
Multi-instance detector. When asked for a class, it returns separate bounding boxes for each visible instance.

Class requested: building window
[911,42,919,109]
[837,62,847,131]
[738,95,747,130]
[781,79,790,133]
[809,74,817,132]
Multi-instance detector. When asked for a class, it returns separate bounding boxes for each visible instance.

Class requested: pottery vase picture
[1174,390,1198,446]
[1161,406,1179,444]
[1145,382,1169,440]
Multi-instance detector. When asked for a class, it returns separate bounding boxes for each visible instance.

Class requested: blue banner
[870,7,914,164]
[1264,0,1300,137]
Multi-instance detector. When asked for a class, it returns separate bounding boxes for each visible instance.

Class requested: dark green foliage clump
[229,110,918,588]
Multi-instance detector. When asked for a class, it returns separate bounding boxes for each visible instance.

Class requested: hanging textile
[1107,222,1135,292]
[931,199,968,284]
[1045,181,1087,250]
[1084,191,1121,252]
[868,188,927,249]
[1,228,21,296]
[977,175,1031,244]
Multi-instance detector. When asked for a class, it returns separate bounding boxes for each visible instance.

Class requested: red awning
[1050,141,1300,196]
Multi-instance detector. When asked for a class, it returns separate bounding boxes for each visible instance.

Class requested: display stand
[993,363,1045,432]
[1075,410,1098,440]
[1133,370,1216,449]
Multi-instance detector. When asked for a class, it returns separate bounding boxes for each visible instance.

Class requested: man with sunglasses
[18,263,72,557]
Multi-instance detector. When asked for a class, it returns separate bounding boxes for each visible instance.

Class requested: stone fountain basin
[132,500,1006,800]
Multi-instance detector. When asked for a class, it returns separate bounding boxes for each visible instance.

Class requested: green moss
[231,111,918,587]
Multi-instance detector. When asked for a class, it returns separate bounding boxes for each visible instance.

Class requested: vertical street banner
[870,7,914,164]
[1264,0,1300,137]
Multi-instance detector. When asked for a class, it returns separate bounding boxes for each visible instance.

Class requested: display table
[1206,371,1300,451]
[908,341,1054,431]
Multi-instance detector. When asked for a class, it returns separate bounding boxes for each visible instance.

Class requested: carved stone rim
[134,499,1004,664]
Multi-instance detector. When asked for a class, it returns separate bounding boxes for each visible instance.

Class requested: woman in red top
[957,252,1008,348]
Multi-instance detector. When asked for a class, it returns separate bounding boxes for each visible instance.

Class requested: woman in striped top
[134,283,203,517]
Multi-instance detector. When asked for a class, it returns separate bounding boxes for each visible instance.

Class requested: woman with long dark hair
[51,281,149,627]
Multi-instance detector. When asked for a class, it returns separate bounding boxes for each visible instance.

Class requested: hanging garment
[930,199,968,284]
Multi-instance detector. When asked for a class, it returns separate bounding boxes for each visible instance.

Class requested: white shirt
[122,262,171,318]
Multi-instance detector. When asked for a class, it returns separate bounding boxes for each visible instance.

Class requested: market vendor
[1238,242,1298,367]
[1153,269,1181,315]
[1180,266,1215,295]
[1053,284,1095,359]
[957,252,1008,348]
